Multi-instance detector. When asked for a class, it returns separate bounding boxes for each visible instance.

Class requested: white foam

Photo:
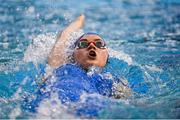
[108,48,133,65]
[9,107,21,119]
[36,93,77,119]
[23,33,57,65]
[26,6,35,14]
[144,64,162,72]
[2,42,9,49]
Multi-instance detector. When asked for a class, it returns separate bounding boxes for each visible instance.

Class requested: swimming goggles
[76,39,106,49]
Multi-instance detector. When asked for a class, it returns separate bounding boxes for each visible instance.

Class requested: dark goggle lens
[77,40,106,49]
[95,41,105,48]
[78,41,89,48]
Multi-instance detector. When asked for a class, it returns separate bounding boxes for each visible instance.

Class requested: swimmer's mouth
[88,50,97,59]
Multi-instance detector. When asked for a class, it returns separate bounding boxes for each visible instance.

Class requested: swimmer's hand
[48,14,85,68]
[59,14,85,40]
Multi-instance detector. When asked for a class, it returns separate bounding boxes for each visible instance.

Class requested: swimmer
[22,15,148,117]
[47,14,131,98]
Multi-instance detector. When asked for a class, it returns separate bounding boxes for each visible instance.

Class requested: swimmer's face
[74,34,108,69]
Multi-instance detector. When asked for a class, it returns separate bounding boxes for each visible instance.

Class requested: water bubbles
[63,13,73,23]
[64,70,68,75]
[27,6,35,14]
[36,13,40,19]
[2,42,9,49]
[16,7,20,11]
[145,64,162,72]
[23,33,57,64]
[36,93,76,119]
[87,66,102,76]
[52,19,58,24]
[3,37,8,42]
[109,48,133,65]
[9,107,21,119]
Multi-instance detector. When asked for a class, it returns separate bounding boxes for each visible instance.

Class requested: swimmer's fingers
[59,14,85,41]
[64,14,85,33]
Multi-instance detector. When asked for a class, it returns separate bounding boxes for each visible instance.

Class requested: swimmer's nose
[87,42,96,50]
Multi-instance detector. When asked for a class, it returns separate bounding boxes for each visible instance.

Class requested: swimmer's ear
[72,52,74,58]
[106,55,110,64]
[71,52,76,63]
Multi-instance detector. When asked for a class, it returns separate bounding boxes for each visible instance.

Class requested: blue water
[0,0,180,119]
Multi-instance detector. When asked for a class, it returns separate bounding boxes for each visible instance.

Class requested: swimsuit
[22,57,149,117]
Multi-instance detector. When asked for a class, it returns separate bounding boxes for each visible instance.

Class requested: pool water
[0,0,179,119]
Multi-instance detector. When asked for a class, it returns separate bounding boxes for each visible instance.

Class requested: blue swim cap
[75,32,104,45]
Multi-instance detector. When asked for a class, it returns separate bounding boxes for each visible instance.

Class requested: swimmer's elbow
[48,56,64,68]
[48,61,58,68]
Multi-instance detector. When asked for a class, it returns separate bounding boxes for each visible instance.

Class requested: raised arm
[48,14,85,68]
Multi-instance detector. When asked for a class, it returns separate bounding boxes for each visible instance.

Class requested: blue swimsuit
[22,57,149,117]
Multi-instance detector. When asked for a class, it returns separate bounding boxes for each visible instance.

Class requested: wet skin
[74,34,108,69]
